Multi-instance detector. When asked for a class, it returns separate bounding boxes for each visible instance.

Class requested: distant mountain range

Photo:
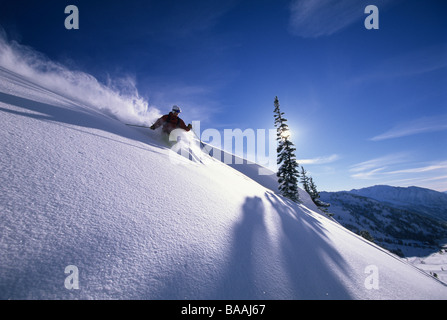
[349,185,447,222]
[320,185,447,257]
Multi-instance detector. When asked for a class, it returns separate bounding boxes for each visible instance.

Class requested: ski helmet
[172,105,181,113]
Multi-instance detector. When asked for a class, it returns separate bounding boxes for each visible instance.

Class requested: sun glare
[280,129,291,140]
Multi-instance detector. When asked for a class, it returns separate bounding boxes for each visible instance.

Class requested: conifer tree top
[273,96,300,203]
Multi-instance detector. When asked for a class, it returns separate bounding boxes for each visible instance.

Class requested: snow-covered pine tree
[300,167,322,202]
[274,96,300,202]
[308,176,320,201]
[299,166,311,195]
[307,175,331,214]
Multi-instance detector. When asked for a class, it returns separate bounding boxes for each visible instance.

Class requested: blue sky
[1,0,446,191]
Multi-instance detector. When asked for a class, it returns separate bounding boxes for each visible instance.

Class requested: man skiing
[150,105,192,134]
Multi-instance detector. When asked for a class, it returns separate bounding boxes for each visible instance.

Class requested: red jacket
[152,112,190,134]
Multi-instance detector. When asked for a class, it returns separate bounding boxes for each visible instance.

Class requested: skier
[150,105,192,134]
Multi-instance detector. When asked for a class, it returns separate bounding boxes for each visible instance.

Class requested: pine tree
[308,175,331,214]
[308,176,320,201]
[299,166,311,195]
[300,166,320,201]
[273,96,300,202]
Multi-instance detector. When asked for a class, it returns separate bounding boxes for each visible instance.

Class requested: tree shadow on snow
[213,196,267,299]
[264,192,354,299]
[212,193,354,299]
[135,194,356,299]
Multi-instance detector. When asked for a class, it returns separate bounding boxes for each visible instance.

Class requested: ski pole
[125,123,152,129]
[191,125,202,145]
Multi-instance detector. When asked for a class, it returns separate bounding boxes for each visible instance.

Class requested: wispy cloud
[288,0,360,38]
[299,154,339,165]
[387,161,447,175]
[349,154,447,191]
[371,115,447,141]
[350,167,388,180]
[350,153,407,175]
[349,153,426,180]
[288,0,394,38]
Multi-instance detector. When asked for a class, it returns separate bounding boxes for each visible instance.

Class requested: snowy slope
[406,249,447,285]
[1,67,447,300]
